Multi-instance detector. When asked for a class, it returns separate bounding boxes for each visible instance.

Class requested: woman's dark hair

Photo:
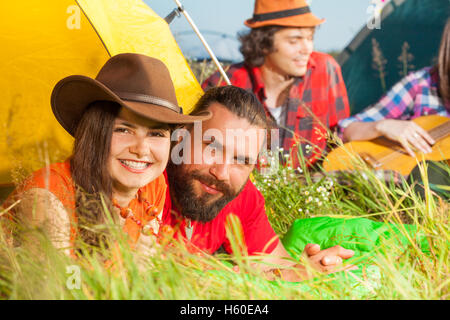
[70,101,120,249]
[239,26,284,67]
[437,18,450,104]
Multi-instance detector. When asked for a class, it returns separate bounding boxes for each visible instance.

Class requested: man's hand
[302,243,356,273]
[263,243,357,282]
[375,119,435,157]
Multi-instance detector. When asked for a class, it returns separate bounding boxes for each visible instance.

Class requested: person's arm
[342,121,380,142]
[344,119,435,157]
[15,188,72,256]
[255,241,356,282]
[340,69,436,156]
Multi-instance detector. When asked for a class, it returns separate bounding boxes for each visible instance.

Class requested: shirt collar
[307,52,317,70]
[250,65,266,95]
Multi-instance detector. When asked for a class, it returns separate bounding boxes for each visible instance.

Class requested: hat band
[251,6,311,22]
[117,91,182,114]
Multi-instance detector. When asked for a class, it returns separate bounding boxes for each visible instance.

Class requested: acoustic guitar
[323,115,450,176]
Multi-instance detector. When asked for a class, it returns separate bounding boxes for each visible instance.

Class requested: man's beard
[167,162,245,223]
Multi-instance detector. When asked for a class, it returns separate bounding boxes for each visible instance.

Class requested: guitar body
[323,115,450,176]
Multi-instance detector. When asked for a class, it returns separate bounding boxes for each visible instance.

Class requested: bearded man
[162,86,355,281]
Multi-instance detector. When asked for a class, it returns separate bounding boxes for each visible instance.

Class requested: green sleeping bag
[279,216,430,298]
[282,216,429,261]
[205,216,430,299]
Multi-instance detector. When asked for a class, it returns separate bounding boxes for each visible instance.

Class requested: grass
[0,60,448,300]
[0,135,448,300]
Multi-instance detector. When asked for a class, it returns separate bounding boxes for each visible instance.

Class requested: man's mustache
[190,171,234,197]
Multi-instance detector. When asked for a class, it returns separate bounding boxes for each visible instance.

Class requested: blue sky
[147,0,373,61]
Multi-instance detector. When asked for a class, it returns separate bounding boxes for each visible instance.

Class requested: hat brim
[51,75,212,136]
[244,13,325,28]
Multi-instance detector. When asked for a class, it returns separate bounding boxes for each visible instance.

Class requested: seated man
[203,0,350,168]
[162,85,356,281]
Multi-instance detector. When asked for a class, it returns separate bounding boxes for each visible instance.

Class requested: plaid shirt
[339,67,450,131]
[203,52,350,167]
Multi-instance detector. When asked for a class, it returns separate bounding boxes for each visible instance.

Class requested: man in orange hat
[203,0,350,169]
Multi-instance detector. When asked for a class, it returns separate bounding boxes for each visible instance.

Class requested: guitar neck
[429,121,450,141]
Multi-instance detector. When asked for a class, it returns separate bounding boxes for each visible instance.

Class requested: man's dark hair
[238,26,284,67]
[167,86,270,223]
[239,26,317,67]
[191,85,269,130]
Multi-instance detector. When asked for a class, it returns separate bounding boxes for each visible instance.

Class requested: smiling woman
[1,53,211,259]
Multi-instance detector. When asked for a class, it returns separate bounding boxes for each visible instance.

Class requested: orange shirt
[3,160,167,252]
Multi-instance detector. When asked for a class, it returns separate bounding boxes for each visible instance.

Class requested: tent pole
[172,0,231,85]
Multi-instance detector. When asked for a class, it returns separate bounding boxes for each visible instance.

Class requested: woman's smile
[118,159,153,173]
[109,108,171,194]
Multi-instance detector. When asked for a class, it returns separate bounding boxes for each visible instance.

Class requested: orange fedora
[245,0,325,28]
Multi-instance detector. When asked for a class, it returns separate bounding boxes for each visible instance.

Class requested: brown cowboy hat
[244,0,325,29]
[51,53,211,136]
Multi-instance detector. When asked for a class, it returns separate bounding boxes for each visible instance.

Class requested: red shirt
[162,171,279,256]
[203,52,350,168]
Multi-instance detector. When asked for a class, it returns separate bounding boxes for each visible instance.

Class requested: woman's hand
[375,119,435,157]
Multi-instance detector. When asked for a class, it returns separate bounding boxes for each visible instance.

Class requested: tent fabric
[338,0,450,115]
[0,0,202,185]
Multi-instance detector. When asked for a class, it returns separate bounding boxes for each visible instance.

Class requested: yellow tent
[0,0,203,186]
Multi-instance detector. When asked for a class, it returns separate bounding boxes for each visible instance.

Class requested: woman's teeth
[120,160,150,170]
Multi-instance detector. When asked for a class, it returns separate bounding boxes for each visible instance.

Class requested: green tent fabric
[338,0,450,115]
